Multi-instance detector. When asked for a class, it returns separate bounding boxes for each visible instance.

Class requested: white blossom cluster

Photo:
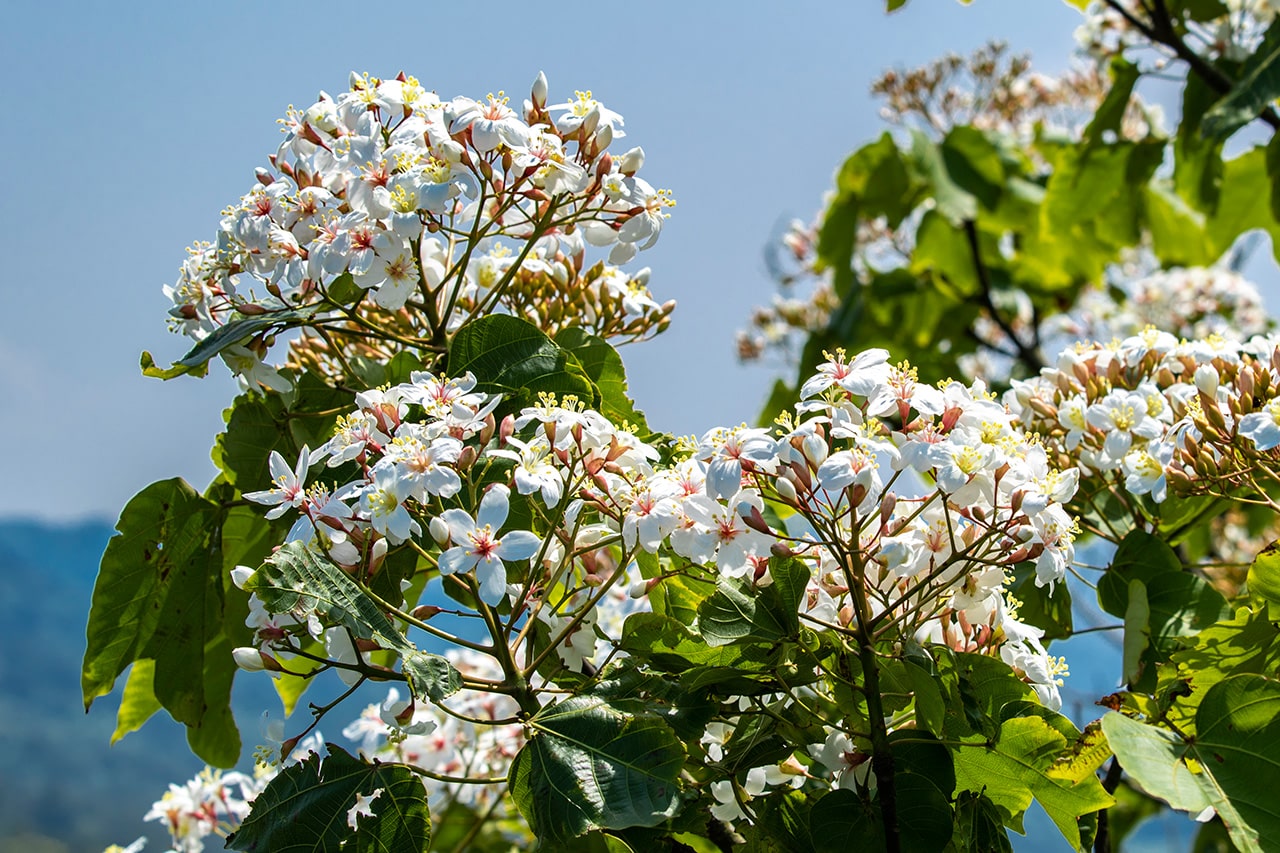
[110,735,323,853]
[1007,328,1280,509]
[163,71,672,389]
[1047,267,1270,352]
[1074,0,1280,62]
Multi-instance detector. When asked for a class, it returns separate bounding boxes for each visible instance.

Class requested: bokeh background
[0,2,1254,850]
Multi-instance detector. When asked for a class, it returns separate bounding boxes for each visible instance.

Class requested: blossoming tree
[89,2,1280,852]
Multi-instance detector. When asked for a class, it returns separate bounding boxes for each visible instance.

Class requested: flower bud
[531,71,548,109]
[774,476,798,503]
[581,104,601,137]
[230,565,255,589]
[429,515,450,546]
[457,445,478,470]
[233,646,266,672]
[412,604,443,621]
[1195,364,1220,396]
[618,146,645,174]
[594,123,613,152]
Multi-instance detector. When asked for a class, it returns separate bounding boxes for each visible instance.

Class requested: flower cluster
[1074,0,1279,63]
[164,72,673,389]
[1006,328,1280,524]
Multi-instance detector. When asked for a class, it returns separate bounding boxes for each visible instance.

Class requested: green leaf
[141,349,207,380]
[1043,142,1162,247]
[910,209,980,298]
[1202,21,1280,139]
[906,661,946,737]
[226,744,429,852]
[1248,540,1280,606]
[1104,675,1280,852]
[111,659,161,744]
[808,789,885,853]
[893,772,955,853]
[1123,580,1152,686]
[952,791,1013,853]
[910,131,976,224]
[82,479,218,717]
[177,308,316,369]
[940,126,1005,210]
[1175,74,1226,213]
[696,559,807,647]
[215,396,284,489]
[953,715,1115,849]
[1144,183,1213,267]
[1098,529,1182,618]
[246,542,461,701]
[1166,605,1280,735]
[1206,146,1280,262]
[555,328,650,434]
[1011,561,1073,641]
[447,315,597,410]
[1083,57,1141,146]
[508,696,685,843]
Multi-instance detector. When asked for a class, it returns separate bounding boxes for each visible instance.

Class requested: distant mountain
[0,519,275,853]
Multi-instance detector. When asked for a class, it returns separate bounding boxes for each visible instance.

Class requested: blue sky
[0,1,1086,520]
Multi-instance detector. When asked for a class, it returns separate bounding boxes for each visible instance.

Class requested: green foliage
[1202,22,1280,139]
[1103,675,1280,852]
[508,696,685,842]
[447,315,597,412]
[1248,540,1280,605]
[953,715,1114,850]
[226,745,430,852]
[697,558,808,647]
[81,478,242,765]
[142,308,317,379]
[555,327,652,436]
[245,542,461,701]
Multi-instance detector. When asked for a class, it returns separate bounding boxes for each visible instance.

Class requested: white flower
[243,446,312,519]
[438,485,541,606]
[1239,399,1280,450]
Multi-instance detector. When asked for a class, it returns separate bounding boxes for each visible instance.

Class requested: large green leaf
[508,696,685,842]
[1083,57,1141,146]
[1248,540,1280,606]
[226,744,429,852]
[808,788,886,853]
[1103,675,1280,852]
[1206,146,1280,262]
[1175,74,1226,214]
[952,791,1013,853]
[83,479,217,709]
[953,715,1114,849]
[1165,604,1280,735]
[696,558,808,648]
[1098,529,1182,618]
[1202,21,1280,139]
[215,396,286,489]
[939,126,1005,211]
[555,327,650,434]
[909,131,977,224]
[447,314,596,409]
[246,542,461,701]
